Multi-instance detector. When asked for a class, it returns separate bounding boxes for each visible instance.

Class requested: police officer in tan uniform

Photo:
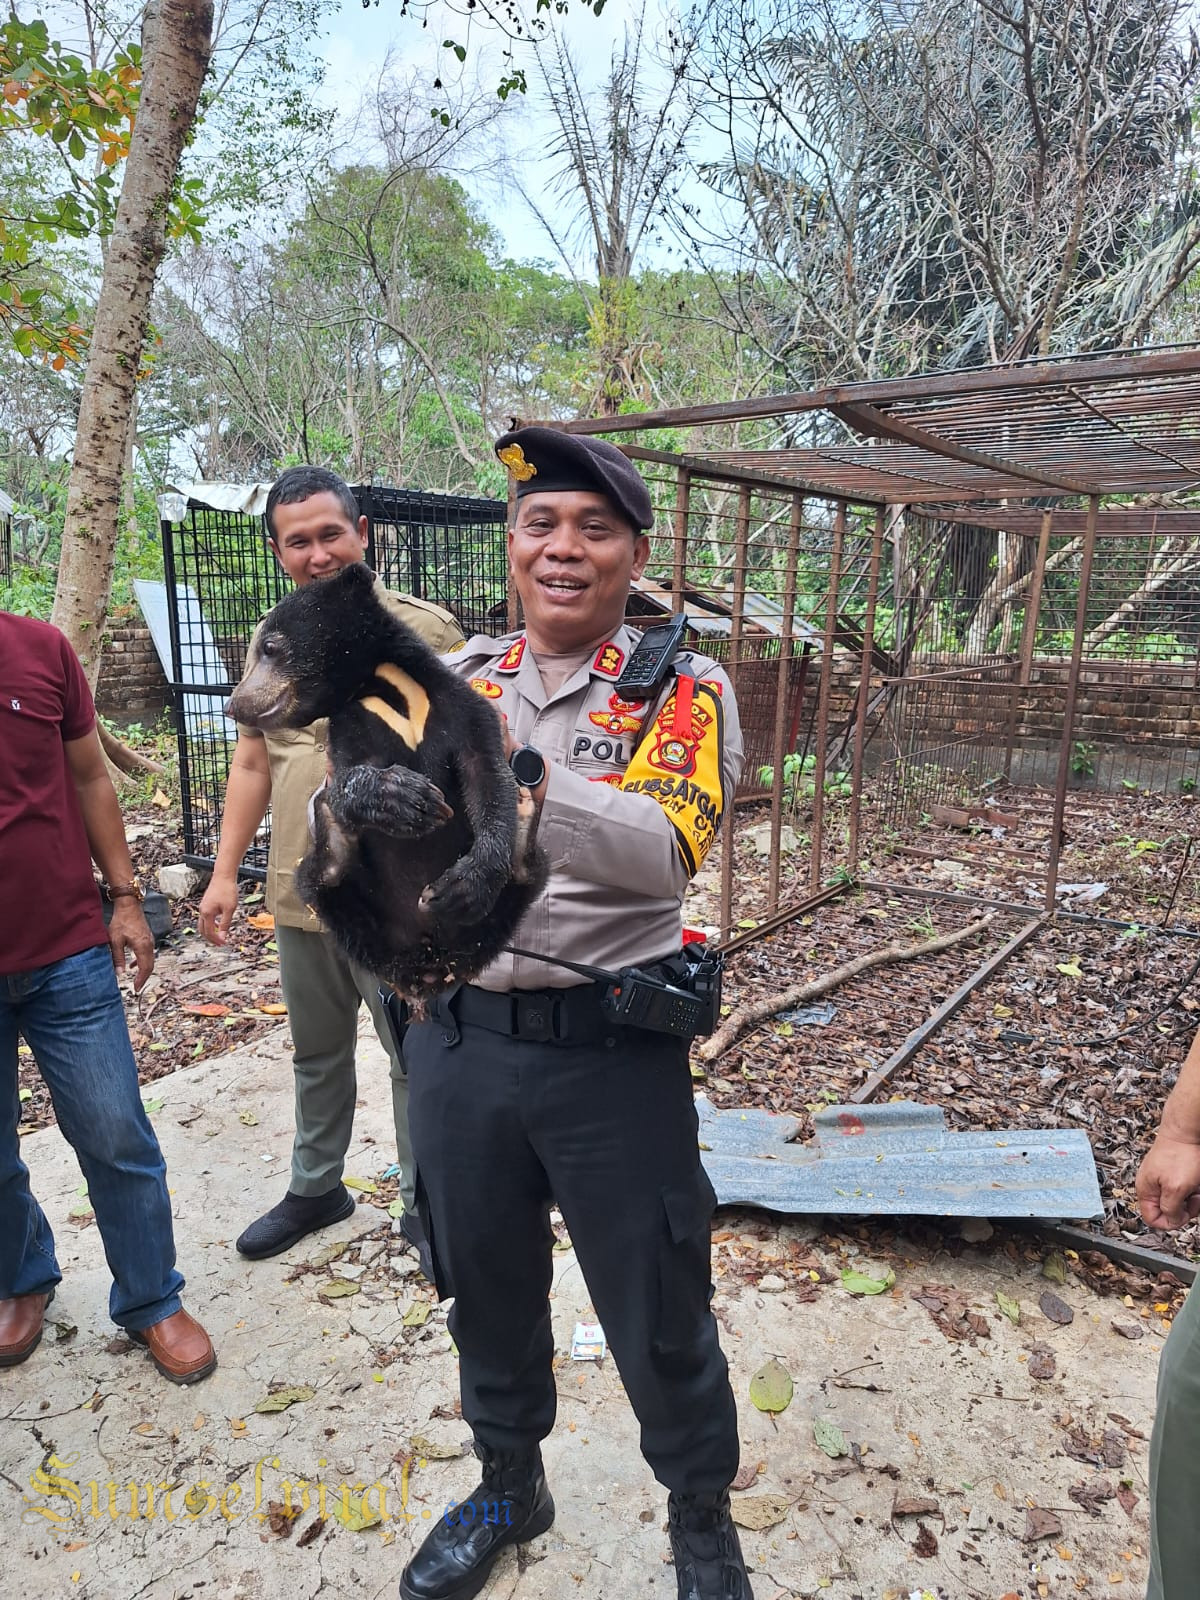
[398,430,752,1600]
[198,468,461,1271]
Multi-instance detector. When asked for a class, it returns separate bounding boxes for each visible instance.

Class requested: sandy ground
[1,1014,1163,1600]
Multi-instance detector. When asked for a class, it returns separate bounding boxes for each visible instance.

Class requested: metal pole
[847,508,885,870]
[768,495,803,912]
[670,466,691,609]
[1004,510,1053,783]
[810,503,847,889]
[1045,495,1099,912]
[719,485,752,940]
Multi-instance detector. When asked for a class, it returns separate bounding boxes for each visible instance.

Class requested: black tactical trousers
[404,1011,740,1495]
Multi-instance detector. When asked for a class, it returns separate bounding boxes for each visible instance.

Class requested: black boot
[668,1490,755,1600]
[399,1443,554,1600]
[235,1185,355,1259]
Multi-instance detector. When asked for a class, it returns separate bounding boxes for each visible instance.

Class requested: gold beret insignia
[498,444,537,482]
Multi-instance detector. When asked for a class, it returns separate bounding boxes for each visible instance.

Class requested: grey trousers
[275,924,414,1212]
[1147,1278,1200,1599]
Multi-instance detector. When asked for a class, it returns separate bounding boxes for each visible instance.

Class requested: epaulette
[376,585,458,628]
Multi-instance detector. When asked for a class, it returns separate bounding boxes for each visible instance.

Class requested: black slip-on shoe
[235,1185,356,1259]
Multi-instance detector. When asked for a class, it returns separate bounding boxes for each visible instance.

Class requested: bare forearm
[211,758,272,877]
[1160,1027,1200,1142]
[75,774,138,885]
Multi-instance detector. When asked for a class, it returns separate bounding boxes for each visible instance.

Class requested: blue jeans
[0,944,184,1329]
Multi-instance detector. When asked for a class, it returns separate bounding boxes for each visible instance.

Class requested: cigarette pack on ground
[570,1321,606,1361]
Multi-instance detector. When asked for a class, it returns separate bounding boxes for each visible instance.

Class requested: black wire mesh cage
[163,484,509,876]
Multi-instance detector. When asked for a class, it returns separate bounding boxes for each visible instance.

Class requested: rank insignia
[589,705,644,737]
[497,444,537,481]
[592,642,624,677]
[470,678,503,698]
[496,638,527,672]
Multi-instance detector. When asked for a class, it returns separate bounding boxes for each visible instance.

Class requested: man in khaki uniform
[198,468,461,1269]
[397,430,752,1600]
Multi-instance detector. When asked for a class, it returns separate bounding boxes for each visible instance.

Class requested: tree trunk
[50,0,214,688]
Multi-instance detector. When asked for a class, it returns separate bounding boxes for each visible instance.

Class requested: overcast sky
[315,0,684,269]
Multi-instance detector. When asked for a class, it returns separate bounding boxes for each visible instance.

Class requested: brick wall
[96,619,171,722]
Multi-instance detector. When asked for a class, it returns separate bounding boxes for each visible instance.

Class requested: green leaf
[1042,1250,1068,1285]
[1056,959,1083,978]
[333,1491,383,1531]
[387,1198,406,1219]
[18,1086,32,1102]
[812,1417,849,1458]
[342,1176,377,1194]
[749,1357,793,1414]
[318,1279,360,1300]
[996,1291,1021,1325]
[142,1096,165,1113]
[253,1385,315,1413]
[402,1302,430,1327]
[840,1266,895,1296]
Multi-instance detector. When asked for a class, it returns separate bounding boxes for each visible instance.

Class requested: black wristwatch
[509,744,547,790]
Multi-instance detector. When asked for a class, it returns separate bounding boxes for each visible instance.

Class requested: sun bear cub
[226,563,547,995]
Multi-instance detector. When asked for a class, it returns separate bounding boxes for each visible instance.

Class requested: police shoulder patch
[592,641,624,677]
[496,637,527,672]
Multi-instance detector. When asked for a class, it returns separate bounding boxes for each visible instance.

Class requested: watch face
[511,746,546,788]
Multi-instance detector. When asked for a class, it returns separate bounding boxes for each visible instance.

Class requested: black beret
[495,426,653,532]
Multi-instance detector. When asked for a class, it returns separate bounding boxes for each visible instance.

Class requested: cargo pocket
[654,1166,718,1353]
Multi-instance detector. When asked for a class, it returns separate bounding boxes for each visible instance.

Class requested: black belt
[430,982,613,1045]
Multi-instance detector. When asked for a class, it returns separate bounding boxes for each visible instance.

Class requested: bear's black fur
[226,562,547,995]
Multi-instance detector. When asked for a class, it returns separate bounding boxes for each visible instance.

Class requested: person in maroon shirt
[0,611,215,1382]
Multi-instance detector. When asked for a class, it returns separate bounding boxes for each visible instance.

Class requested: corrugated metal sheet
[698,1097,1103,1219]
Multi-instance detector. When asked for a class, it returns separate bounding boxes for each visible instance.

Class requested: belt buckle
[515,993,562,1042]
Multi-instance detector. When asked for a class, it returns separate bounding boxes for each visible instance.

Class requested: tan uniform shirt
[240,579,463,930]
[448,624,744,990]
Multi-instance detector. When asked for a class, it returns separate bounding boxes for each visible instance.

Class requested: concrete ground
[2,1015,1163,1600]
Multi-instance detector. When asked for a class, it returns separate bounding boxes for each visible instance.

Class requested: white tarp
[134,578,237,742]
[162,481,273,519]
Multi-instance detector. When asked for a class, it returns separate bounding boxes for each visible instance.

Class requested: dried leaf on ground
[731,1460,760,1491]
[254,1385,315,1413]
[183,1002,230,1017]
[729,1492,791,1531]
[911,1523,939,1557]
[266,1500,300,1537]
[1022,1507,1063,1542]
[911,1283,990,1343]
[1117,1484,1139,1516]
[296,1515,326,1548]
[1039,1289,1075,1326]
[892,1493,940,1518]
[1068,1476,1116,1515]
[409,1434,468,1460]
[1111,1320,1145,1340]
[1027,1342,1057,1381]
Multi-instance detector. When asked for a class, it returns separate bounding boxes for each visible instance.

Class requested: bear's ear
[339,561,375,591]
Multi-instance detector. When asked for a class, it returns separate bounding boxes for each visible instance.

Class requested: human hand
[499,711,518,760]
[109,898,155,993]
[198,872,240,947]
[1136,1133,1200,1230]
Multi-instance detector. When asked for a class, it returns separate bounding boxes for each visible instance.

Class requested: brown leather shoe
[129,1308,216,1385]
[0,1289,54,1367]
